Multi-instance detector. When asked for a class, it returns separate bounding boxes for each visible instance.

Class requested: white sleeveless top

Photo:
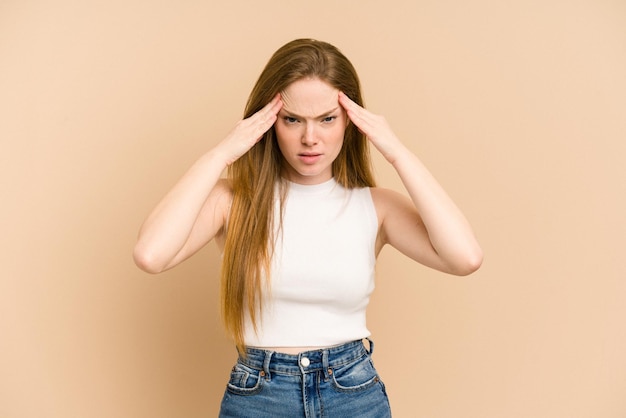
[243,178,378,347]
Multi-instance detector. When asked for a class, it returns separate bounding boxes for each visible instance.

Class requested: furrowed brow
[280,107,341,120]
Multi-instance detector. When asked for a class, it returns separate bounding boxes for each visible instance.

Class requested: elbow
[449,247,483,277]
[458,256,483,276]
[133,245,166,274]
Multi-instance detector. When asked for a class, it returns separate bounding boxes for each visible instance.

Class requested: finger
[249,95,283,140]
[338,92,358,121]
[338,92,369,131]
[339,92,372,125]
[338,91,355,111]
[269,94,283,115]
[339,91,367,113]
[244,102,278,137]
[254,94,283,123]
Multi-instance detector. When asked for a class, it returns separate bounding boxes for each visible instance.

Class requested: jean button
[300,356,310,367]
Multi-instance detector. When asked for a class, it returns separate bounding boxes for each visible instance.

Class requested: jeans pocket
[330,355,382,393]
[226,363,264,395]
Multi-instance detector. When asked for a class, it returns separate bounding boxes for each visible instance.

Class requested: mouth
[297,153,322,164]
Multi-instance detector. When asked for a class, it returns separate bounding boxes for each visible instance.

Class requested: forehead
[281,77,339,117]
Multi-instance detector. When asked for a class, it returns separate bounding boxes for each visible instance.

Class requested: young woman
[133,39,482,417]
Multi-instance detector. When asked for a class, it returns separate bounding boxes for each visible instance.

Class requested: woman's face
[275,77,347,185]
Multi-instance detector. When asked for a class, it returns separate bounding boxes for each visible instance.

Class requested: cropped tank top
[243,178,379,347]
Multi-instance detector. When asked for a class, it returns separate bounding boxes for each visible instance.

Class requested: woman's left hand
[339,92,482,276]
[338,92,405,164]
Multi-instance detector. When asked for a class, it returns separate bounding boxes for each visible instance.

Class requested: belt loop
[262,350,273,381]
[366,337,374,355]
[322,349,331,380]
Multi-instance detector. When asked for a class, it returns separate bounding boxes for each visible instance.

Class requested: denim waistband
[239,339,373,376]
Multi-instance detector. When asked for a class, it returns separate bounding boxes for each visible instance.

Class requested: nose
[301,124,318,146]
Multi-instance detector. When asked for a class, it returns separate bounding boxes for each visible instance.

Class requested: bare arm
[339,92,482,276]
[133,95,283,273]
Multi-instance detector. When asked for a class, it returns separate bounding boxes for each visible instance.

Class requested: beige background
[1,0,625,417]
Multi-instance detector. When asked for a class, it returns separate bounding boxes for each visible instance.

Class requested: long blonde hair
[221,39,376,351]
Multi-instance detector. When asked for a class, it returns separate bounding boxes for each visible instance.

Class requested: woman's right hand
[133,95,282,273]
[216,94,283,166]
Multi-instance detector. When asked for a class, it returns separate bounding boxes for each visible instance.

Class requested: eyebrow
[279,107,341,120]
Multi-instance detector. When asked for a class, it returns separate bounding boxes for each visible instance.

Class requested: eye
[322,116,336,123]
[283,116,298,124]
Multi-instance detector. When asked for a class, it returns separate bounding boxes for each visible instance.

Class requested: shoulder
[368,187,418,254]
[212,178,234,213]
[202,178,234,228]
[210,179,234,246]
[369,186,422,231]
[214,178,234,197]
[369,186,411,213]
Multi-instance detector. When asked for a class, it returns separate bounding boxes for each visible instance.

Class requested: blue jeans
[218,339,392,417]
